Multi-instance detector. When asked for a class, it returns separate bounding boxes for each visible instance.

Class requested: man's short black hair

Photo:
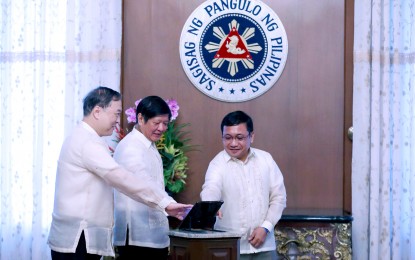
[221,110,254,134]
[136,96,171,123]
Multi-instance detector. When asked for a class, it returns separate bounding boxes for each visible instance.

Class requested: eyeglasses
[222,134,250,143]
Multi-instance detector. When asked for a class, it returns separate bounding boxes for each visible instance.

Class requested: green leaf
[157,121,199,194]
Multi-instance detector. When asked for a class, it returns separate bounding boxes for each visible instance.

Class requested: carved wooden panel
[275,223,352,260]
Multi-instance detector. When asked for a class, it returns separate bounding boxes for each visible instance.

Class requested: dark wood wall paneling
[121,0,353,212]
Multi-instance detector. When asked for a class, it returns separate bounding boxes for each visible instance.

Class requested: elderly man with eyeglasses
[201,110,287,260]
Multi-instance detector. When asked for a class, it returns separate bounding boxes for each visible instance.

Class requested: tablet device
[178,201,224,231]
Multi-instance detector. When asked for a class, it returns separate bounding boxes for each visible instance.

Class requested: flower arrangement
[120,98,195,194]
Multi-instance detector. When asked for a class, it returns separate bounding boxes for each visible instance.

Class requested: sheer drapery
[0,1,122,259]
[352,0,415,259]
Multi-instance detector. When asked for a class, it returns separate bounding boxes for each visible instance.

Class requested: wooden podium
[169,229,242,260]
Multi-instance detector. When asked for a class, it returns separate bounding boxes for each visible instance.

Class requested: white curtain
[0,1,122,259]
[352,0,415,259]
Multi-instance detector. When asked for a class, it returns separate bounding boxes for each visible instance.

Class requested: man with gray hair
[48,86,191,260]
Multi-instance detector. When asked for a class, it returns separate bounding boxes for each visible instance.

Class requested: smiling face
[222,123,254,162]
[137,113,170,142]
[91,100,122,136]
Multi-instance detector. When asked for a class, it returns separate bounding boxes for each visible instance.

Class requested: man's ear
[91,105,101,120]
[250,132,255,143]
[137,113,144,125]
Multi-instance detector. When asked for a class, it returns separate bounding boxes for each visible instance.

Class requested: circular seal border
[179,0,288,103]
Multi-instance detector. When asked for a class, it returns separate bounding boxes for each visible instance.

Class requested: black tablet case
[178,201,224,231]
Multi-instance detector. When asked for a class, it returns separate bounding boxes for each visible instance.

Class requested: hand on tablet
[166,203,193,220]
[217,210,223,219]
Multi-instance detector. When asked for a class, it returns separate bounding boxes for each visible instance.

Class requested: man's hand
[217,209,223,219]
[248,227,267,248]
[165,203,193,220]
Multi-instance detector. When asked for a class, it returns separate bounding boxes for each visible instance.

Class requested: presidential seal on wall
[179,0,288,102]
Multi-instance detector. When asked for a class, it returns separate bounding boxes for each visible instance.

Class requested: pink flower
[125,107,136,123]
[124,99,142,124]
[166,99,179,121]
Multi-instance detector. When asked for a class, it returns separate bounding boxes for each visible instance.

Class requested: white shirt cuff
[261,220,274,233]
[158,196,176,212]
